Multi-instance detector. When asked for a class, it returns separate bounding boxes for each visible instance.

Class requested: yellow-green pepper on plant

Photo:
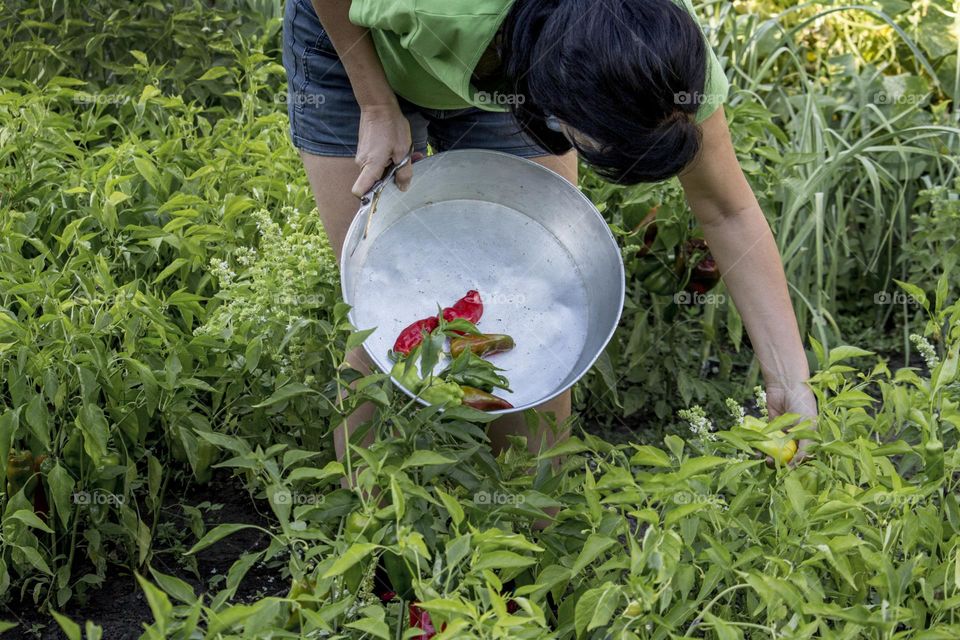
[742,416,797,465]
[390,360,424,393]
[420,379,464,406]
[6,450,34,497]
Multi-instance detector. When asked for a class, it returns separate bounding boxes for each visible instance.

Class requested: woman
[282,0,817,468]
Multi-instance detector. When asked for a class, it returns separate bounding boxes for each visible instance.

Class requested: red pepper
[460,386,514,411]
[393,317,440,356]
[684,239,721,295]
[409,603,438,639]
[442,290,483,326]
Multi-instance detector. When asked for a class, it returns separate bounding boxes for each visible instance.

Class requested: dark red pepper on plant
[634,206,659,258]
[393,317,440,356]
[409,603,442,639]
[683,238,721,294]
[460,386,514,411]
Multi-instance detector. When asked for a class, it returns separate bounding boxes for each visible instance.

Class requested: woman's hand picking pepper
[450,333,514,358]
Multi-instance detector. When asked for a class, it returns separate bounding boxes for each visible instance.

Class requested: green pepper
[283,576,326,630]
[382,551,415,600]
[93,452,122,500]
[6,450,34,497]
[450,333,515,359]
[440,350,511,393]
[420,379,464,406]
[641,265,681,296]
[345,511,379,541]
[460,386,513,411]
[62,432,84,471]
[193,439,216,483]
[390,360,424,393]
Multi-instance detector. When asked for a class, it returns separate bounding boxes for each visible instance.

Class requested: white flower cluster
[909,334,940,370]
[678,405,716,442]
[753,385,768,418]
[196,208,338,375]
[724,398,745,426]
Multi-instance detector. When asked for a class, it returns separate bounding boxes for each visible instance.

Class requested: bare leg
[298,151,376,486]
[485,150,579,458]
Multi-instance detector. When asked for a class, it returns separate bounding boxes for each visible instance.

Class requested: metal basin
[341,149,625,414]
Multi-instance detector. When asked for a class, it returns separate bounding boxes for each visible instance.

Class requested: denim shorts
[281,0,548,158]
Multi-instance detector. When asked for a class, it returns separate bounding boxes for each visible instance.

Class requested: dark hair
[502,0,710,183]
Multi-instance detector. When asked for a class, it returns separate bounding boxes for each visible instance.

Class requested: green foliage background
[0,0,958,638]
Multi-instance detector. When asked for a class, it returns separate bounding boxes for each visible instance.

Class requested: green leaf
[345,617,390,640]
[76,404,109,465]
[571,534,616,575]
[345,327,376,352]
[538,436,590,459]
[933,343,959,394]
[186,524,255,555]
[252,382,319,408]
[9,509,54,534]
[401,450,457,468]
[50,612,79,640]
[133,156,161,190]
[47,463,76,528]
[421,598,477,620]
[197,66,230,81]
[245,337,263,373]
[575,583,620,637]
[630,446,672,467]
[153,258,189,285]
[20,547,52,575]
[827,345,875,366]
[148,567,196,604]
[473,551,536,572]
[287,461,344,483]
[436,488,465,527]
[135,573,172,631]
[322,543,378,578]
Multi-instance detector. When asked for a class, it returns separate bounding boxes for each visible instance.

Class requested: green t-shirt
[348,0,729,122]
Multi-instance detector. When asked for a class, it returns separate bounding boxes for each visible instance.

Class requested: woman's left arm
[678,108,817,458]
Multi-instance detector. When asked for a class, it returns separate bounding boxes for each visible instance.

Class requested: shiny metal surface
[341,149,625,414]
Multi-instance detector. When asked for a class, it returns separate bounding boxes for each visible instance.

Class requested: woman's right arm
[309,0,415,195]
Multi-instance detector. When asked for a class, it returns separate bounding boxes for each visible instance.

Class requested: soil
[2,472,278,640]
